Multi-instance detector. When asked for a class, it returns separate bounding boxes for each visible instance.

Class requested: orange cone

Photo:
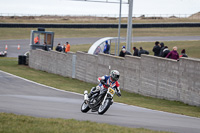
[17,44,20,50]
[5,44,8,50]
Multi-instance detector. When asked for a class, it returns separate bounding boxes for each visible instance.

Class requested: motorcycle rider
[88,70,121,101]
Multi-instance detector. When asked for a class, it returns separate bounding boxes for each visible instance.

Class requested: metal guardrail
[0,23,200,28]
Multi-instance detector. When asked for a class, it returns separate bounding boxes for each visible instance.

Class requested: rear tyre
[81,102,90,113]
[98,99,111,115]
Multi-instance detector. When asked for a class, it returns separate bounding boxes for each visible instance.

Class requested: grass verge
[0,113,170,133]
[0,27,200,40]
[0,58,200,118]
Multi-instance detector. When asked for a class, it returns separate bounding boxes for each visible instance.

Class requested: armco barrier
[1,23,200,28]
[29,50,200,106]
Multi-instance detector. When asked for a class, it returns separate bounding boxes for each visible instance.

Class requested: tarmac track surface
[0,70,200,133]
[0,36,200,57]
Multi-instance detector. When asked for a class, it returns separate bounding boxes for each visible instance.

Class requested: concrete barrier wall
[29,50,75,78]
[178,58,200,106]
[29,50,200,106]
[123,55,141,93]
[75,51,98,84]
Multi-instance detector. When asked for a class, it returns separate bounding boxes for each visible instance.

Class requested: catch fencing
[29,49,200,106]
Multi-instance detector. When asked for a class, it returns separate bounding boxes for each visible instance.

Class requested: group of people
[119,41,188,61]
[55,42,70,53]
[152,41,188,60]
[119,46,149,57]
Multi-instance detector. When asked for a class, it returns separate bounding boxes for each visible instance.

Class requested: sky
[0,0,199,17]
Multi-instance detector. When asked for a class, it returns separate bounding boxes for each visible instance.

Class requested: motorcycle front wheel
[98,99,111,115]
[81,102,90,113]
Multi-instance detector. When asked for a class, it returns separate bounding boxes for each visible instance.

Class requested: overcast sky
[0,0,199,16]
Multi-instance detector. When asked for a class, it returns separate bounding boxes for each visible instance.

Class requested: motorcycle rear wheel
[98,99,111,115]
[81,102,90,113]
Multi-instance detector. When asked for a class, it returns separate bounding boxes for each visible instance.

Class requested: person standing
[138,47,149,57]
[152,41,161,56]
[103,41,110,54]
[180,49,188,58]
[62,44,66,52]
[34,35,40,44]
[162,46,170,57]
[166,46,179,60]
[55,43,62,52]
[133,47,139,56]
[43,42,48,51]
[159,42,165,57]
[65,42,70,53]
[119,48,131,57]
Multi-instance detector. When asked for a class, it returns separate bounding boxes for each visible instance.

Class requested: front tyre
[81,102,90,113]
[98,99,111,115]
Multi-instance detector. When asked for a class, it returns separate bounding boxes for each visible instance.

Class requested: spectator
[43,42,48,51]
[152,41,161,56]
[159,42,165,57]
[119,48,131,57]
[133,47,139,56]
[162,46,170,57]
[180,49,188,58]
[62,44,66,52]
[138,47,149,57]
[55,43,62,52]
[65,42,70,53]
[166,46,179,60]
[34,35,40,44]
[103,40,110,54]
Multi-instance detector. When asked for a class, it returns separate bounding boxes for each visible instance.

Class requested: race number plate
[109,88,115,95]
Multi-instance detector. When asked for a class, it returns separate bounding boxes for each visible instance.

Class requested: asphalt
[0,70,200,133]
[0,36,200,57]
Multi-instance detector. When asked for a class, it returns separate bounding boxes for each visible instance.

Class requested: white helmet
[110,70,120,81]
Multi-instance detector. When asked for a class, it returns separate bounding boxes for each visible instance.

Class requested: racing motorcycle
[81,84,117,115]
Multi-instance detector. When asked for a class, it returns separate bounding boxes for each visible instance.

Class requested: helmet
[110,70,120,81]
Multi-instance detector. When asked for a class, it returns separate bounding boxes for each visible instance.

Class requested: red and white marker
[17,44,20,50]
[5,44,8,50]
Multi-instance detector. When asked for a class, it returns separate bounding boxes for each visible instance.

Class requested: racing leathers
[88,75,121,99]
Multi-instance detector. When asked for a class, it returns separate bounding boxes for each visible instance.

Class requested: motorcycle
[81,85,117,115]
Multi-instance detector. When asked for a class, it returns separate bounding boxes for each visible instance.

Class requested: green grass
[0,113,170,133]
[0,27,200,40]
[0,58,200,118]
[70,41,200,58]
